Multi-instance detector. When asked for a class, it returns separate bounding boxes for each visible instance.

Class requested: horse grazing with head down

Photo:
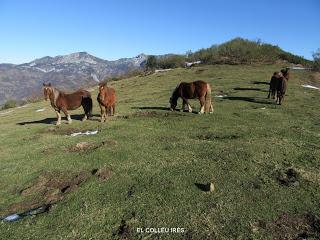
[169,80,213,114]
[267,68,290,101]
[97,82,116,122]
[43,83,93,125]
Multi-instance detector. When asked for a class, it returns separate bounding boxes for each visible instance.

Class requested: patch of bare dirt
[1,166,114,217]
[276,168,300,187]
[92,167,113,181]
[267,213,320,239]
[68,139,117,153]
[113,219,132,239]
[2,171,90,216]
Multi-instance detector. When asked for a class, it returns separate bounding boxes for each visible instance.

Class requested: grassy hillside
[188,38,312,66]
[0,65,319,239]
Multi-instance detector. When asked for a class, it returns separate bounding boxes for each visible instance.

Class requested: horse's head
[98,82,106,100]
[43,83,52,101]
[169,96,177,111]
[99,82,107,92]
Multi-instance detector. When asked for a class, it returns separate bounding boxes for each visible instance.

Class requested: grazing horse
[267,68,290,99]
[43,83,93,125]
[169,80,213,114]
[97,83,116,122]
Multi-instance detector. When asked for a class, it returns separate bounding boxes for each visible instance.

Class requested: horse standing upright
[97,83,116,122]
[43,83,93,125]
[267,68,290,100]
[169,80,213,114]
[276,76,288,105]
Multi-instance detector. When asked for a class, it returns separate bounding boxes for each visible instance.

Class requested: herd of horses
[43,68,290,125]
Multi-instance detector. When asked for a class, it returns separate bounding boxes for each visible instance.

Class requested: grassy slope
[0,65,319,239]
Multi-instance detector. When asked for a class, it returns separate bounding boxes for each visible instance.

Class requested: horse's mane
[171,84,180,97]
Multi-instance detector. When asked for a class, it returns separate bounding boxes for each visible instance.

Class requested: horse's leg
[55,110,62,126]
[209,103,214,113]
[279,94,283,105]
[100,105,105,122]
[61,108,72,124]
[112,104,115,116]
[180,99,186,112]
[198,97,205,114]
[182,98,192,112]
[104,107,108,122]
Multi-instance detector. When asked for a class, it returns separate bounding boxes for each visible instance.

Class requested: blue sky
[0,0,319,64]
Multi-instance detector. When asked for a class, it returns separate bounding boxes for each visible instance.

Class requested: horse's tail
[205,83,213,113]
[82,95,93,118]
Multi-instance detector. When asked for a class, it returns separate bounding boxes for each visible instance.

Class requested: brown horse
[267,68,290,100]
[169,80,213,114]
[276,76,288,105]
[43,83,92,125]
[97,82,116,122]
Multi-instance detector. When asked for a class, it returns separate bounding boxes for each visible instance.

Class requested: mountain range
[0,52,147,104]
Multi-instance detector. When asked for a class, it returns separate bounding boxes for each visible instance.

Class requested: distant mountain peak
[0,52,148,104]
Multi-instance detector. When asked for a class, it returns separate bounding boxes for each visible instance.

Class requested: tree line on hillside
[146,38,316,70]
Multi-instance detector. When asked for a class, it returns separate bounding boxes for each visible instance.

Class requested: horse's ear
[48,83,51,86]
[43,83,46,86]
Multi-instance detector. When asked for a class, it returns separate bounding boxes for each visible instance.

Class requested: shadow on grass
[17,114,99,125]
[132,106,201,114]
[234,87,268,92]
[132,106,170,111]
[194,183,211,192]
[251,81,270,85]
[223,96,273,105]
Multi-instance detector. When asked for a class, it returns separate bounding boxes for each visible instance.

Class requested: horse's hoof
[198,112,203,114]
[68,121,72,124]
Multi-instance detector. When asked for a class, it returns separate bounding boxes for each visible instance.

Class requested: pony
[276,76,288,105]
[43,83,92,125]
[97,82,116,122]
[267,68,290,99]
[280,67,290,81]
[169,80,213,114]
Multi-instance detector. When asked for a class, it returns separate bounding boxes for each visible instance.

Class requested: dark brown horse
[43,83,92,125]
[97,83,116,122]
[267,68,290,100]
[169,80,213,114]
[276,76,288,105]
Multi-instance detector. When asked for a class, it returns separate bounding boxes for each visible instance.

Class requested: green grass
[0,65,319,239]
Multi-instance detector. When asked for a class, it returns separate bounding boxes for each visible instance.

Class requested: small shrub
[1,100,17,110]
